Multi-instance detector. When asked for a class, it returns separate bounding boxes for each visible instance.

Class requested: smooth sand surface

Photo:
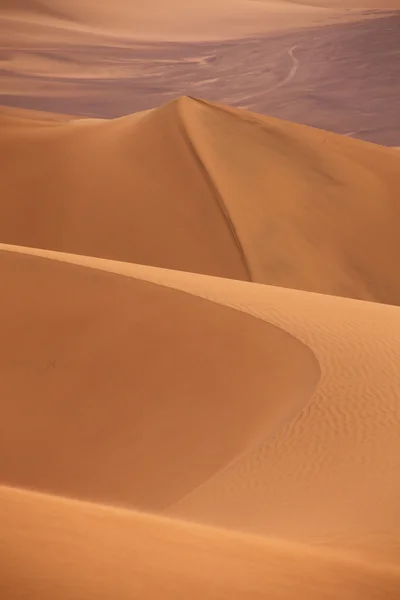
[1,98,400,301]
[1,242,400,565]
[2,485,400,600]
[0,248,318,509]
[1,5,400,588]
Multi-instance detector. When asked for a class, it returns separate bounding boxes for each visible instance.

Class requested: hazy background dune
[2,2,399,144]
[0,0,377,40]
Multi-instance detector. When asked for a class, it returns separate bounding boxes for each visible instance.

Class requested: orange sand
[1,2,400,596]
[1,98,400,301]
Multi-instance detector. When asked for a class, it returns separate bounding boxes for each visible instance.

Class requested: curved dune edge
[1,484,400,600]
[0,246,318,511]
[1,243,400,561]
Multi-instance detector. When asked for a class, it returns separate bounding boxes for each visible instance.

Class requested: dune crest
[179,97,400,301]
[1,99,400,303]
[0,100,249,280]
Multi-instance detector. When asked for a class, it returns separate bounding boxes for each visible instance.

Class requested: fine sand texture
[0,240,399,600]
[1,242,400,566]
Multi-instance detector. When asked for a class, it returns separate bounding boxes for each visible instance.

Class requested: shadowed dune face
[2,485,400,600]
[2,244,400,562]
[1,98,400,303]
[179,99,400,302]
[0,102,249,280]
[0,250,318,509]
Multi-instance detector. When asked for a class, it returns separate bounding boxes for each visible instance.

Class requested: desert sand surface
[0,241,400,596]
[2,3,400,144]
[0,247,319,509]
[1,98,400,302]
[2,0,400,598]
[0,0,382,41]
[1,242,400,561]
[2,485,400,600]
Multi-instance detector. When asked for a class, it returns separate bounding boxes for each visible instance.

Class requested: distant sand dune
[0,0,371,41]
[1,99,400,303]
[0,101,249,281]
[0,0,71,20]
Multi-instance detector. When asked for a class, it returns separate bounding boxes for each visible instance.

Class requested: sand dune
[0,0,375,41]
[0,0,70,20]
[0,247,317,509]
[0,101,249,280]
[1,3,400,590]
[2,485,400,600]
[1,99,400,302]
[1,242,400,563]
[0,105,71,122]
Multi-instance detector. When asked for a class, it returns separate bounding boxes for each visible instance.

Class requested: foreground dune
[1,485,400,600]
[1,99,400,303]
[1,243,400,564]
[0,247,317,509]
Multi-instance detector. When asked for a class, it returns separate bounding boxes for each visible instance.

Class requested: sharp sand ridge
[1,98,400,302]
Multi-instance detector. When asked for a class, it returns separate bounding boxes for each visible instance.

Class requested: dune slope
[1,99,400,303]
[1,243,400,562]
[0,248,317,509]
[116,261,400,560]
[0,0,70,20]
[0,0,369,41]
[179,98,400,302]
[1,485,400,600]
[0,102,249,280]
